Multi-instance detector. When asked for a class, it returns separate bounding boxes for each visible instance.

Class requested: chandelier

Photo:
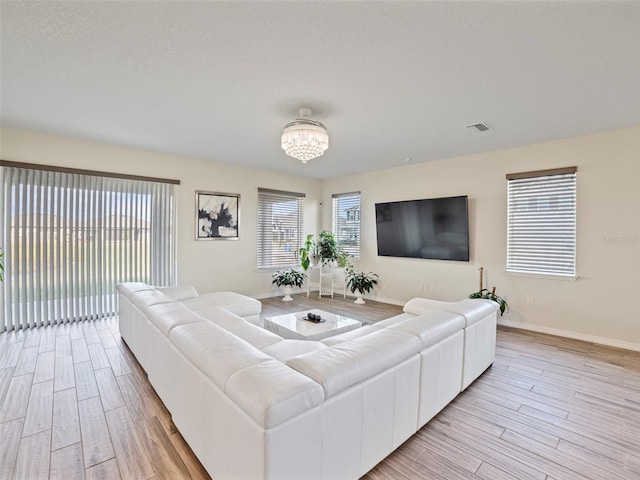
[281,107,329,163]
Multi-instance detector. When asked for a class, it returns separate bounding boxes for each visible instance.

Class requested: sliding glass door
[1,164,177,331]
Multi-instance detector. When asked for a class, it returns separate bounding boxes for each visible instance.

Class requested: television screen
[375,195,469,261]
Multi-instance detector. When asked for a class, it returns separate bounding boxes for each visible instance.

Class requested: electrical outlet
[429,285,436,293]
[418,283,425,292]
[526,298,535,307]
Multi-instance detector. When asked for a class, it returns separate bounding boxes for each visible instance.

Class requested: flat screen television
[375,195,469,261]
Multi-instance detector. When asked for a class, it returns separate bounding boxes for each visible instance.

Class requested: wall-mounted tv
[375,195,469,261]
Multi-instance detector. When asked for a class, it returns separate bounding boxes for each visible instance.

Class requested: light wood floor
[1,294,639,479]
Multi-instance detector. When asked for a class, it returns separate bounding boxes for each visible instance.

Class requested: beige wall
[322,127,640,350]
[2,126,639,350]
[0,128,322,298]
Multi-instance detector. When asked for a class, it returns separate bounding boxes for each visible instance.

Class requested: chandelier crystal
[281,107,329,163]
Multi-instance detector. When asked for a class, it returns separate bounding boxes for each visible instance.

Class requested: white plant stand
[306,264,334,298]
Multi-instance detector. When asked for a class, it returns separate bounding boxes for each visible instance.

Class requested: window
[332,192,361,258]
[257,188,305,269]
[1,162,178,331]
[506,167,577,277]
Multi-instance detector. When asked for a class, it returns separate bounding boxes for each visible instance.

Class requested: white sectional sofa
[117,282,498,480]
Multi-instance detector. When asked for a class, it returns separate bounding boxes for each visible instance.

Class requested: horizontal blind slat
[332,193,361,258]
[507,171,576,277]
[257,189,304,269]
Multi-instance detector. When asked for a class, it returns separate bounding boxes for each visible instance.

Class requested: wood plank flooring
[0,293,638,479]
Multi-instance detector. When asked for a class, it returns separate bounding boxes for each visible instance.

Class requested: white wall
[0,128,322,298]
[2,126,639,350]
[322,127,640,350]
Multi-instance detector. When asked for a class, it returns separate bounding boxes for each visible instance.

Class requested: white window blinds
[257,188,304,269]
[332,192,361,258]
[1,163,178,331]
[507,167,577,277]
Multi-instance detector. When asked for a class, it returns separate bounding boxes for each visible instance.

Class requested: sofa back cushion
[116,282,156,297]
[125,289,175,312]
[146,302,206,336]
[194,305,282,349]
[403,298,497,327]
[156,285,199,301]
[388,311,465,348]
[442,299,497,326]
[182,291,261,319]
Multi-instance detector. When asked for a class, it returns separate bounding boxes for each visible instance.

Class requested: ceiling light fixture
[281,107,329,163]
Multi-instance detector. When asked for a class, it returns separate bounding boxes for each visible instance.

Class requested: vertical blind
[506,167,577,277]
[1,164,177,331]
[332,192,361,258]
[257,188,304,269]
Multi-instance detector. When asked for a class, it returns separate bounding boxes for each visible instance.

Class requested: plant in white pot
[345,269,379,304]
[317,230,338,266]
[272,268,306,301]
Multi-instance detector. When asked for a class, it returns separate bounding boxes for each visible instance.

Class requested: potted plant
[317,230,338,265]
[468,287,509,316]
[298,234,316,271]
[468,267,508,316]
[336,248,352,269]
[272,268,306,301]
[0,247,4,282]
[346,269,379,304]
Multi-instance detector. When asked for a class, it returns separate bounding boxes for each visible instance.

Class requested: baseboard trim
[370,295,404,307]
[497,318,640,353]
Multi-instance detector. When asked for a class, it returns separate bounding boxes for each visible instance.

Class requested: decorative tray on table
[302,312,326,323]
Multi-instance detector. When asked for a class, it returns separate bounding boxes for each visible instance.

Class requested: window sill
[505,270,578,282]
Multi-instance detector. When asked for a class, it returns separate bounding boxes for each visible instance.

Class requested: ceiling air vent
[466,123,490,132]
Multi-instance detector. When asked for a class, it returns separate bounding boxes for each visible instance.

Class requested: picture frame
[195,191,240,240]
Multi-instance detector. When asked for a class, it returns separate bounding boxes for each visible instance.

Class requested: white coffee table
[264,309,362,341]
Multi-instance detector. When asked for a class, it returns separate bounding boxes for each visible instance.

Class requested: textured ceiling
[1,1,639,179]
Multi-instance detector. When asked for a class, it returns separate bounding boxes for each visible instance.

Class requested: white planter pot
[354,292,366,304]
[282,286,293,302]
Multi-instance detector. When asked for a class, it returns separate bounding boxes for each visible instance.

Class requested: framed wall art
[196,191,240,240]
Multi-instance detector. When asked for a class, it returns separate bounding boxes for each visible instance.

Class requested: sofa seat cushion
[146,302,206,336]
[287,330,421,398]
[226,359,325,428]
[191,305,244,327]
[403,298,497,327]
[219,321,283,349]
[182,291,262,319]
[374,313,415,327]
[261,339,327,362]
[189,305,282,349]
[320,313,420,346]
[388,311,465,348]
[320,325,379,346]
[169,322,271,392]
